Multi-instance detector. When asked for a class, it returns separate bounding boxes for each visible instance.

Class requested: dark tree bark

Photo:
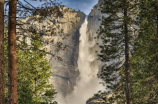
[8,0,17,104]
[0,0,4,104]
[124,5,131,104]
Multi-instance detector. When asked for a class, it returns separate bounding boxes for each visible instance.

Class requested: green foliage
[97,0,137,103]
[98,0,158,103]
[130,0,158,103]
[4,32,57,104]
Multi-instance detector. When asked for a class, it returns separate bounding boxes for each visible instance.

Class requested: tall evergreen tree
[97,0,137,103]
[4,31,57,104]
[16,32,57,104]
[0,0,4,103]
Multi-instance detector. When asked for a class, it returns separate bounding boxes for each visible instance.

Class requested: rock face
[87,0,104,55]
[18,7,86,96]
[87,0,104,34]
[45,9,86,96]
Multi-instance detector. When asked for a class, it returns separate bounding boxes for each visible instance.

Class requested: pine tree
[17,32,57,104]
[130,0,158,103]
[4,31,57,104]
[0,0,4,103]
[97,0,137,103]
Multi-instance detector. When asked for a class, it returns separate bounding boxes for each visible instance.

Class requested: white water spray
[56,18,104,104]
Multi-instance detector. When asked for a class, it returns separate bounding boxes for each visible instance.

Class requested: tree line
[98,0,158,104]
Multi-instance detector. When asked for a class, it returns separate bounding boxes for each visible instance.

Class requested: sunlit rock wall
[17,7,85,96]
[48,10,86,96]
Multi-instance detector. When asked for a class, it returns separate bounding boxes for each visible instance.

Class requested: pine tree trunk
[0,0,4,104]
[124,6,131,104]
[8,0,17,104]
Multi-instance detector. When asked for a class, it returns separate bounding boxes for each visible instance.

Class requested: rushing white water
[56,18,104,104]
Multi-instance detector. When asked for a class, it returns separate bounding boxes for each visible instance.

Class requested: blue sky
[27,0,98,15]
[59,0,98,15]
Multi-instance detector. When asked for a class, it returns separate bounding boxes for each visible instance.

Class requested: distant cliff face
[48,10,86,96]
[43,8,86,96]
[18,6,86,96]
[88,0,104,33]
[87,0,104,53]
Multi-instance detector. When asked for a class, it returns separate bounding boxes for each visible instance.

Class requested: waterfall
[56,18,104,104]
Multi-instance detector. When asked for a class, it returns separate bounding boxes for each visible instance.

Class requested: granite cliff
[17,6,86,96]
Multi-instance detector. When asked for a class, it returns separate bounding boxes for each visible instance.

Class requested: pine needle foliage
[4,31,57,104]
[97,0,138,103]
[130,0,158,103]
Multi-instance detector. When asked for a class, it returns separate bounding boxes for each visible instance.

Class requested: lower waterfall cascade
[55,18,104,104]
